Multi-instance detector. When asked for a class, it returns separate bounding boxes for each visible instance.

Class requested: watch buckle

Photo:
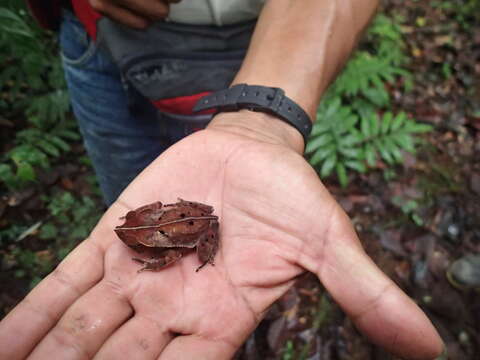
[268,87,285,111]
[222,83,247,111]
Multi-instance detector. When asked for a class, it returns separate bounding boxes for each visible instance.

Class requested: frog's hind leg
[195,230,219,272]
[195,258,213,272]
[133,250,182,272]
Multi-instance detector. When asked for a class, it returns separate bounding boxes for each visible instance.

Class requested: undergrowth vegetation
[0,3,77,189]
[0,1,101,289]
[306,14,432,186]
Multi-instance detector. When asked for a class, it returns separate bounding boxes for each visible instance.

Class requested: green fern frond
[307,97,432,186]
[332,52,409,99]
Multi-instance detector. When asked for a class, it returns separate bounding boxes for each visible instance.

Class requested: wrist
[207,110,305,154]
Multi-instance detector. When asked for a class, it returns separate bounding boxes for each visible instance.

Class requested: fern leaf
[339,146,364,159]
[388,141,404,162]
[392,132,415,152]
[369,113,380,137]
[360,116,371,138]
[374,139,394,164]
[339,133,363,147]
[16,162,35,182]
[37,139,60,157]
[336,163,348,187]
[48,135,71,152]
[364,143,377,166]
[391,112,406,131]
[309,145,335,166]
[381,112,394,134]
[345,160,367,173]
[403,121,433,133]
[320,153,337,177]
[305,133,333,154]
[57,129,81,140]
[10,144,49,168]
[344,114,359,130]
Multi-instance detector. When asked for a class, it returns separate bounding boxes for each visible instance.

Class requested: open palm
[0,121,442,359]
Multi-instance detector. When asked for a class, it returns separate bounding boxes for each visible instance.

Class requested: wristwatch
[193,84,312,143]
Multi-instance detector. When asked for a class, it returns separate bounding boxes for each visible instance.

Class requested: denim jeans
[59,11,200,205]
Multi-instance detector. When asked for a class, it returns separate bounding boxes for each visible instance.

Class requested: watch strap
[193,84,312,142]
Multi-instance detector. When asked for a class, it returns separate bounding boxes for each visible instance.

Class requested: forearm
[234,0,379,117]
[209,0,379,153]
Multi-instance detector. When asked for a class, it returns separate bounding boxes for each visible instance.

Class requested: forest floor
[1,0,479,359]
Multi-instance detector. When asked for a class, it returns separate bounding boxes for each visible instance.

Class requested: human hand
[0,112,443,359]
[88,0,180,29]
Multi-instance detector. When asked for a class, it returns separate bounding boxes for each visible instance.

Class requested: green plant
[0,119,80,189]
[306,14,432,186]
[307,101,432,186]
[279,294,333,360]
[2,191,102,289]
[431,0,480,30]
[0,5,62,98]
[281,341,295,360]
[0,223,28,245]
[0,2,78,190]
[391,196,424,227]
[40,191,102,256]
[10,247,54,287]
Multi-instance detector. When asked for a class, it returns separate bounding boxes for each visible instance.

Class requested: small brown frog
[115,199,219,272]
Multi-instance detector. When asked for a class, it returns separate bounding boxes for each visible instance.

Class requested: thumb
[301,207,444,360]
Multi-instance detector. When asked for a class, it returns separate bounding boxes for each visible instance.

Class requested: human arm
[208,0,379,154]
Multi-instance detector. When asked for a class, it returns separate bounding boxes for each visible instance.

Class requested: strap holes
[242,92,247,96]
[288,107,292,112]
[255,91,260,97]
[266,94,274,100]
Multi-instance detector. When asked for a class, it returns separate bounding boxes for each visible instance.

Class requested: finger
[311,208,443,359]
[159,335,236,360]
[28,278,133,360]
[89,0,150,29]
[94,314,173,359]
[0,239,104,360]
[115,0,170,20]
